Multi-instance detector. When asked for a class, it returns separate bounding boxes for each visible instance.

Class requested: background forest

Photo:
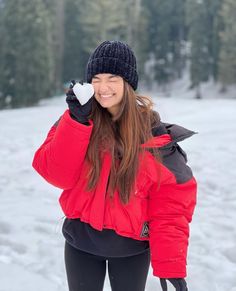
[0,0,236,108]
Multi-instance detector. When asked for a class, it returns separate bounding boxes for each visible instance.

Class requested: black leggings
[64,241,150,291]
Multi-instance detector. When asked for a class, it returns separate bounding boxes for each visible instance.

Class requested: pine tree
[80,0,128,52]
[0,0,54,108]
[144,0,186,87]
[62,0,87,82]
[42,0,64,90]
[168,0,186,79]
[218,0,236,86]
[207,0,223,81]
[186,0,219,98]
[124,0,149,80]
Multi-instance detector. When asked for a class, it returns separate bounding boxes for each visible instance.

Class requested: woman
[32,40,197,291]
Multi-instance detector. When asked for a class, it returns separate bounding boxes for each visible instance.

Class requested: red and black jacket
[32,109,197,278]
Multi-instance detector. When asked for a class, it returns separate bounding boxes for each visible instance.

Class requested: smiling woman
[92,74,124,116]
[32,40,196,291]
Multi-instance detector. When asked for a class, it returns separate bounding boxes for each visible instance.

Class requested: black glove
[66,80,93,124]
[160,278,188,291]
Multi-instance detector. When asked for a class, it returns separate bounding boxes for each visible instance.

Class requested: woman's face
[91,73,124,116]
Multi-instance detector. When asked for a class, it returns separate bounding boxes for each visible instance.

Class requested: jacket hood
[142,122,197,148]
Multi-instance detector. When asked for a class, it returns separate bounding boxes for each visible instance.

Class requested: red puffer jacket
[32,109,197,278]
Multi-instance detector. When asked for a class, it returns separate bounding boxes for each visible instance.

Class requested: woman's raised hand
[66,80,94,124]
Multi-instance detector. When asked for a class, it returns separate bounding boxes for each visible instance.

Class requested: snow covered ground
[0,93,236,291]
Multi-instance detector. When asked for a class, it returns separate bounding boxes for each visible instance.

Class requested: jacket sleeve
[148,151,197,278]
[32,110,93,189]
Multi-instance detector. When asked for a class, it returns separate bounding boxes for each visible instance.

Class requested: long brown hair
[86,81,160,204]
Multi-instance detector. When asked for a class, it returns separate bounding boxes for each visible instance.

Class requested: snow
[0,93,236,291]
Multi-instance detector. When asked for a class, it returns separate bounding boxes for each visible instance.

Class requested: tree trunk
[54,0,65,92]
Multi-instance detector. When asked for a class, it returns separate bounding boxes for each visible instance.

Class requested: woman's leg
[64,241,106,291]
[107,250,150,291]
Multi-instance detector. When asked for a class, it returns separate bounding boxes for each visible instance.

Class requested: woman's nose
[98,81,111,93]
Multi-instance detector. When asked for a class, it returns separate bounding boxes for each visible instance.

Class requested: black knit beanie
[86,40,138,90]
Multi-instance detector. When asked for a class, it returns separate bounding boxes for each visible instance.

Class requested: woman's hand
[66,80,93,124]
[160,278,188,291]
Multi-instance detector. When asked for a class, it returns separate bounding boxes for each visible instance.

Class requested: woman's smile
[100,94,114,99]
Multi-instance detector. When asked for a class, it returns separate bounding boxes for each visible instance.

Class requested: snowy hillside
[0,94,236,291]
